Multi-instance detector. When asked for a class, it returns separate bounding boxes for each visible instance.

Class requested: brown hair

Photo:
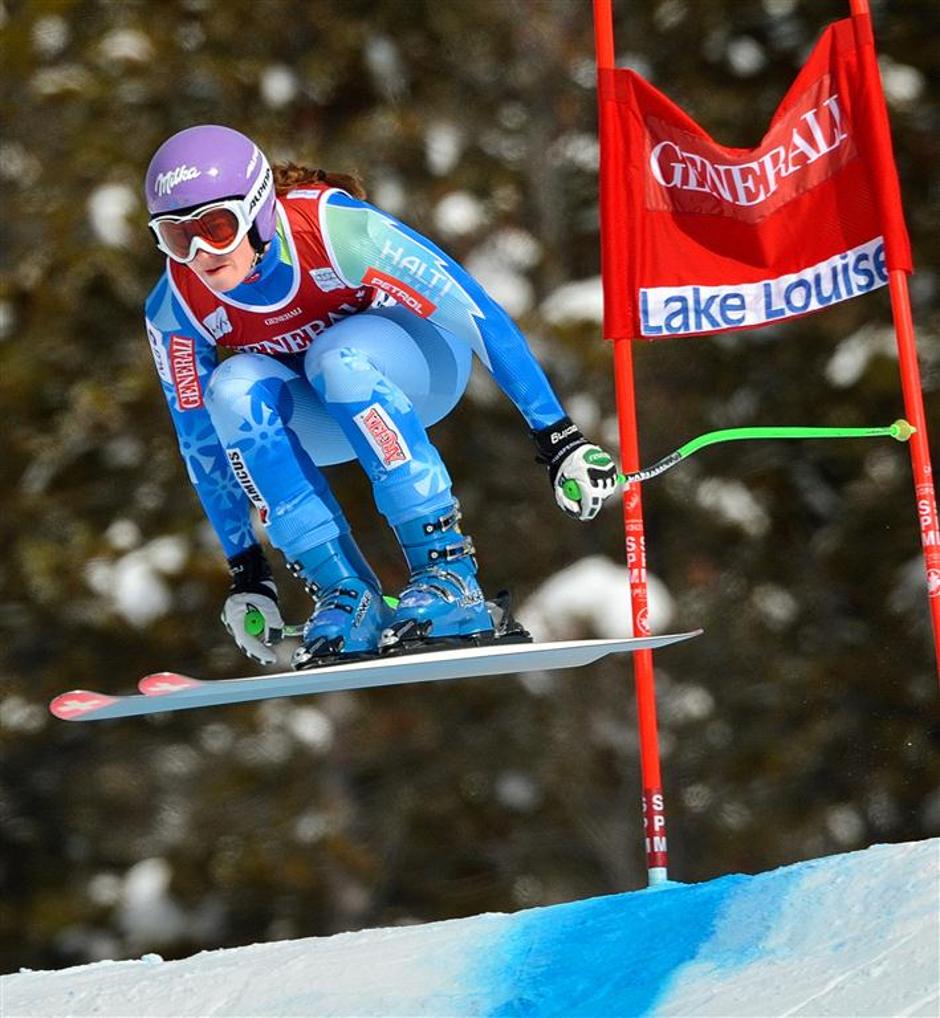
[273,162,367,200]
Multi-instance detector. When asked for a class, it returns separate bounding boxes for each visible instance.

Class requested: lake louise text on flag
[597,18,911,340]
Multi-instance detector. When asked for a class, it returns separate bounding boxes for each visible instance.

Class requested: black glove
[532,417,619,521]
[221,545,284,665]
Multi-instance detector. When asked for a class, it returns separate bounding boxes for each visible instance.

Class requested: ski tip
[49,690,119,721]
[138,672,203,696]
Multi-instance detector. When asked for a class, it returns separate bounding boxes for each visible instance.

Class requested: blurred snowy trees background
[1,0,938,971]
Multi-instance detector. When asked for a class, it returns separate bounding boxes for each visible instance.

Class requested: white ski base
[50,631,702,721]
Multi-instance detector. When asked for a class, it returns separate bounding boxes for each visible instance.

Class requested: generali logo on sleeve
[169,335,204,410]
[644,74,857,223]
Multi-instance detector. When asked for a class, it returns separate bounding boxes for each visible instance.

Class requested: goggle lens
[154,206,243,261]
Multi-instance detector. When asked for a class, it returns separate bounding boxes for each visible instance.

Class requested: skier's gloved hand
[532,417,619,521]
[221,545,284,665]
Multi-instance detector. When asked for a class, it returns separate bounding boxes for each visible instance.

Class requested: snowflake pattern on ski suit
[144,189,566,560]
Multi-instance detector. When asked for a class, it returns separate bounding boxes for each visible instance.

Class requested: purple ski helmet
[144,125,277,248]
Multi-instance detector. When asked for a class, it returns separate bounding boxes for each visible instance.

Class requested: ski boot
[380,502,497,654]
[290,534,393,670]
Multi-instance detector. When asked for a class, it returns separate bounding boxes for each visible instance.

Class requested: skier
[144,124,619,669]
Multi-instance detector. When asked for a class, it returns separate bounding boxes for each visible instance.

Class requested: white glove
[532,418,620,522]
[221,547,284,665]
[554,444,620,520]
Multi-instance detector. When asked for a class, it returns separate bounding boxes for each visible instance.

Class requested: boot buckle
[427,536,475,563]
[421,503,462,536]
[287,560,321,598]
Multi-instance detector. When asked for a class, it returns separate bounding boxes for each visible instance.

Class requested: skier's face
[189,235,257,292]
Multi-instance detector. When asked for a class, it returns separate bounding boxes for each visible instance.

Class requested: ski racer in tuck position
[144,124,619,669]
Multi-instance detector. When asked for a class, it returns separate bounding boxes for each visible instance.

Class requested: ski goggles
[148,159,274,264]
[149,200,252,263]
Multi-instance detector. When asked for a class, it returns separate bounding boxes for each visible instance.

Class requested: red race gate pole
[593,0,670,884]
[849,0,940,682]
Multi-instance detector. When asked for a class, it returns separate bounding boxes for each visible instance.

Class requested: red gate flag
[598,18,912,341]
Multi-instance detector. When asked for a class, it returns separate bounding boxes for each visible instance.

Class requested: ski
[49,631,702,722]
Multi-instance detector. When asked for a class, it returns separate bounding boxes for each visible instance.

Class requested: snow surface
[4,839,937,1017]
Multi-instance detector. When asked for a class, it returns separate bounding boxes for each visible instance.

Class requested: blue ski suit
[144,187,567,565]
